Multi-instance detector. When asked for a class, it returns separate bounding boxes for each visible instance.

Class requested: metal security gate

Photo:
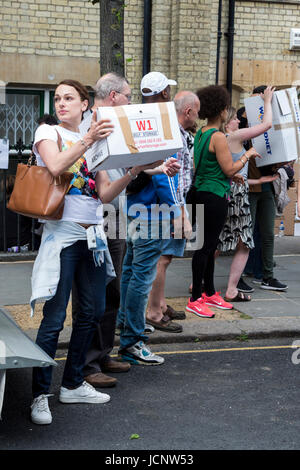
[0,91,44,147]
[0,141,39,253]
[0,90,45,254]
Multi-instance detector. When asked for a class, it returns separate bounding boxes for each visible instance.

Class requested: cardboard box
[294,222,300,236]
[293,161,300,182]
[274,187,297,235]
[293,187,300,234]
[296,199,300,221]
[79,102,183,171]
[245,87,300,168]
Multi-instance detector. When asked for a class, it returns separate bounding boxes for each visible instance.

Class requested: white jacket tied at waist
[30,221,116,316]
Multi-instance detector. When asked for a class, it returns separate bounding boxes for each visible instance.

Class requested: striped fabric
[218,180,254,252]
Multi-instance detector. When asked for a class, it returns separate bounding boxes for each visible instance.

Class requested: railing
[0,138,39,254]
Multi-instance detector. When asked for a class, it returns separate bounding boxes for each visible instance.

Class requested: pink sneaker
[186,297,215,318]
[202,292,233,310]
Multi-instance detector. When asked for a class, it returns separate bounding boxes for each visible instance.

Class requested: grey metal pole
[226,0,235,101]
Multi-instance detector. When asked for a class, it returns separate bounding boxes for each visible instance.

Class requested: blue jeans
[32,240,106,397]
[117,221,164,350]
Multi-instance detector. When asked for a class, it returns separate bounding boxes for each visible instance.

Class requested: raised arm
[229,86,274,144]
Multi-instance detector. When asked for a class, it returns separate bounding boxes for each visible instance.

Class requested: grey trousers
[72,236,126,376]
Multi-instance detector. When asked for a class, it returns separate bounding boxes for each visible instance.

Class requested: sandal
[224,292,251,302]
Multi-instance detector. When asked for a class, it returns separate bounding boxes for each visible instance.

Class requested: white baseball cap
[140,72,177,96]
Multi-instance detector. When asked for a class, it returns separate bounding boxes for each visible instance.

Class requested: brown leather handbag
[7,132,73,220]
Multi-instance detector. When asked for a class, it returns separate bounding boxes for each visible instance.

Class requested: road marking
[274,254,300,258]
[154,345,299,355]
[0,260,34,264]
[54,344,298,361]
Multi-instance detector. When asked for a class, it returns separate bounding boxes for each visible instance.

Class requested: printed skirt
[218,180,254,252]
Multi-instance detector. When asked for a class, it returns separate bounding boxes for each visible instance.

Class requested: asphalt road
[1,338,300,452]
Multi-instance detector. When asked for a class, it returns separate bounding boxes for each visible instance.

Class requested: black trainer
[237,278,254,293]
[260,278,288,291]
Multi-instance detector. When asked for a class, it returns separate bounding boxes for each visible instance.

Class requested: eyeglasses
[116,91,132,102]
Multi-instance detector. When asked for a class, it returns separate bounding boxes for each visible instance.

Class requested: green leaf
[130,434,140,440]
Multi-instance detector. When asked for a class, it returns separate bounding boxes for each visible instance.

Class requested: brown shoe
[102,359,131,373]
[164,305,186,320]
[84,372,117,388]
[146,315,183,333]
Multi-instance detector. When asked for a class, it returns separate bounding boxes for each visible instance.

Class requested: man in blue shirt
[117,72,184,365]
[146,91,200,332]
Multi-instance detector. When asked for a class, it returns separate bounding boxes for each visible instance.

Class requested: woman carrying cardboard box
[30,79,162,425]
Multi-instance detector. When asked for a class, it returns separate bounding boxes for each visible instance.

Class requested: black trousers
[192,191,228,300]
[72,236,126,375]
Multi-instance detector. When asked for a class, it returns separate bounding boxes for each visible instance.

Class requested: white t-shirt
[33,124,103,224]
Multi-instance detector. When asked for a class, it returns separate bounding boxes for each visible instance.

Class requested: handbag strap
[29,127,63,167]
[192,129,218,184]
[55,128,63,152]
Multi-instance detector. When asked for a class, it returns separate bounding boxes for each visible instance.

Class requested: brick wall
[219,0,300,105]
[0,0,100,57]
[140,0,300,103]
[0,0,101,86]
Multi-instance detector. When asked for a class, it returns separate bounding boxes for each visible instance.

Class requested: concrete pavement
[1,235,300,348]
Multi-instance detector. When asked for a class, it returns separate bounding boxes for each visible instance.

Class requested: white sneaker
[31,394,53,425]
[119,341,165,365]
[59,381,110,404]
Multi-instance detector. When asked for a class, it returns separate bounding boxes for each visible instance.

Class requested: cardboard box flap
[276,89,292,116]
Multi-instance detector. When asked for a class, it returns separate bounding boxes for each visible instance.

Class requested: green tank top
[194,128,230,198]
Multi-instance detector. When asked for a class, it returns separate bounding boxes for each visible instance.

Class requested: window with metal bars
[0,90,45,148]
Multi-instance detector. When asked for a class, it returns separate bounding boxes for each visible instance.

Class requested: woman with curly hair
[186,85,257,318]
